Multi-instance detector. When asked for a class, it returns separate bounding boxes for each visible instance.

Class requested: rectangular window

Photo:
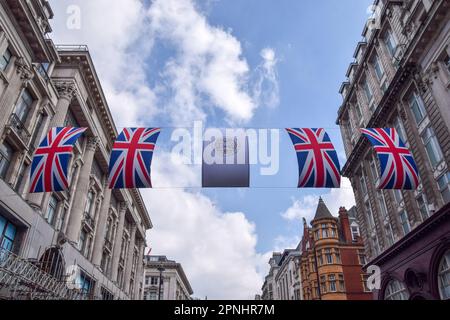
[354,102,363,123]
[0,48,11,71]
[370,159,378,182]
[393,189,403,205]
[14,89,33,123]
[393,117,407,143]
[29,113,45,150]
[360,174,368,195]
[325,249,333,264]
[416,193,429,221]
[365,201,375,230]
[358,250,367,265]
[78,271,94,297]
[151,276,158,285]
[363,79,373,103]
[45,195,58,225]
[329,275,337,292]
[385,224,395,246]
[409,93,427,124]
[385,30,397,57]
[399,210,410,235]
[84,191,94,217]
[373,54,384,81]
[421,127,444,168]
[0,142,14,179]
[351,226,360,241]
[0,215,17,252]
[437,173,450,204]
[377,191,388,218]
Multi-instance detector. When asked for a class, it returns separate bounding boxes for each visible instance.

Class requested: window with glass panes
[385,224,395,246]
[409,93,427,124]
[365,201,375,230]
[360,173,368,195]
[399,210,410,235]
[384,30,397,57]
[329,274,337,292]
[0,215,17,252]
[384,279,409,300]
[14,89,33,123]
[354,102,363,124]
[416,193,429,221]
[45,195,58,225]
[321,223,328,238]
[362,78,373,102]
[320,275,326,293]
[393,189,403,206]
[151,276,158,285]
[0,48,11,71]
[325,248,333,264]
[351,225,360,241]
[377,191,388,218]
[421,127,444,168]
[438,250,450,300]
[358,250,366,265]
[0,142,14,179]
[393,117,407,143]
[334,248,341,263]
[437,173,450,204]
[78,271,94,297]
[373,54,384,81]
[84,191,94,217]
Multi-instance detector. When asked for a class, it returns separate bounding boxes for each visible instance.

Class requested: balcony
[104,238,113,252]
[6,113,31,146]
[82,213,95,231]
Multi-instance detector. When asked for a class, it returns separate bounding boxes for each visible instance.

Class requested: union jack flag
[108,128,160,189]
[29,127,87,193]
[360,128,419,190]
[286,128,341,188]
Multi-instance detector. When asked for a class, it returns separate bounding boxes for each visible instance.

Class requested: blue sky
[50,0,373,299]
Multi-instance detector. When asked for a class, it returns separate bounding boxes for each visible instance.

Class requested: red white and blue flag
[108,128,160,189]
[361,128,419,190]
[286,128,341,188]
[29,127,87,193]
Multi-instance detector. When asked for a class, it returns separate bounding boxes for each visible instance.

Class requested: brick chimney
[339,207,352,243]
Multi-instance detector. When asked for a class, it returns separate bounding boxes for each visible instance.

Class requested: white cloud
[147,0,256,124]
[280,178,356,224]
[253,48,280,108]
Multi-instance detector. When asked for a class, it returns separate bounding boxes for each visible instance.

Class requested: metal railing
[7,113,31,144]
[0,248,88,300]
[82,213,95,231]
[55,44,89,52]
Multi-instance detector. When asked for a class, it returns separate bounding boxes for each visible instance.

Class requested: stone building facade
[0,0,152,299]
[299,199,371,300]
[337,0,450,299]
[261,252,282,300]
[143,255,193,300]
[274,248,302,300]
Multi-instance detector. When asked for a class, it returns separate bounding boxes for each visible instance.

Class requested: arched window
[438,249,450,300]
[384,279,409,300]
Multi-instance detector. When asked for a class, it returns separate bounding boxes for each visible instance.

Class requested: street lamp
[157,266,165,300]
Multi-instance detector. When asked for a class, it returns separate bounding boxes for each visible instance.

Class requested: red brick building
[299,198,372,300]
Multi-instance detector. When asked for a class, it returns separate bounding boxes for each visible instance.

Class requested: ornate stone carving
[54,81,77,101]
[87,136,100,151]
[15,57,33,84]
[119,201,128,213]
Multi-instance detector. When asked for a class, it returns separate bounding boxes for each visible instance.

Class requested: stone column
[111,201,127,282]
[124,224,137,294]
[92,181,112,267]
[65,137,99,243]
[51,81,77,126]
[0,57,33,132]
[134,242,145,299]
